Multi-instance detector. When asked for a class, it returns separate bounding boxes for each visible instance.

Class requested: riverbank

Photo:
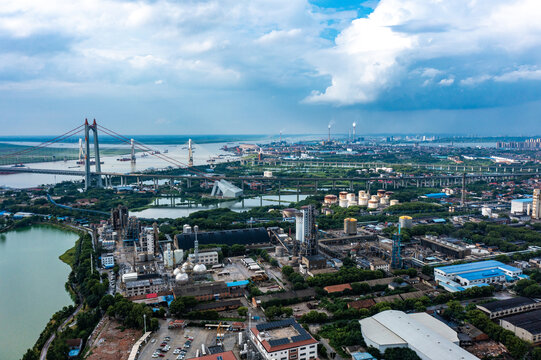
[0,225,78,360]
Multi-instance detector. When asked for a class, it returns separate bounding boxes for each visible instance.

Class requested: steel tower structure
[84,119,102,190]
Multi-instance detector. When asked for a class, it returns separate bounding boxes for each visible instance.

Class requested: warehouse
[359,310,479,360]
[477,297,541,319]
[434,260,524,292]
[499,309,541,343]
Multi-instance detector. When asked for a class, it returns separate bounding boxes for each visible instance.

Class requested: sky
[1,0,541,136]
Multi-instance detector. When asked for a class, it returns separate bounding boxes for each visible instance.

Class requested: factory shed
[359,310,479,360]
[476,297,541,319]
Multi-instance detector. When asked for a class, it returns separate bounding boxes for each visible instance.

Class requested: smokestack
[279,130,282,143]
[328,124,331,142]
[352,122,356,141]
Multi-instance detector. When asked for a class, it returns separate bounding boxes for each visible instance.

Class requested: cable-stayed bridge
[0,120,539,192]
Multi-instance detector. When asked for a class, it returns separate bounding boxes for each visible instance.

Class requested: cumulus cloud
[306,0,541,105]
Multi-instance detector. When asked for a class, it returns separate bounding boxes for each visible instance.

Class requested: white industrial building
[211,180,243,198]
[101,253,115,269]
[188,251,219,265]
[511,198,533,215]
[359,310,479,360]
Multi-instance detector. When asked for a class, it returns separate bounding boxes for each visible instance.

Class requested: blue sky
[1,0,541,136]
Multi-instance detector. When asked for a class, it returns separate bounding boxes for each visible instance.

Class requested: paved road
[40,296,84,360]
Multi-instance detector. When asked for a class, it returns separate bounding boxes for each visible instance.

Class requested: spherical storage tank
[175,273,189,283]
[193,264,207,274]
[173,268,181,276]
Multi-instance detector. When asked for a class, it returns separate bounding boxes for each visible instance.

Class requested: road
[40,293,84,360]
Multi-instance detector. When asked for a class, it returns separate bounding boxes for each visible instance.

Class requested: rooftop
[456,269,505,281]
[324,283,352,293]
[477,297,536,313]
[360,310,478,360]
[187,351,237,360]
[436,260,519,275]
[501,310,541,335]
[252,318,317,352]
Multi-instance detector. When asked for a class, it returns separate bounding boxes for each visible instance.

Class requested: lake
[0,225,77,360]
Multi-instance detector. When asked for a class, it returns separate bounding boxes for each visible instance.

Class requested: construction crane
[216,321,225,346]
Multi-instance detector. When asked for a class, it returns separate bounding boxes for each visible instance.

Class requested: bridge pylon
[84,119,103,190]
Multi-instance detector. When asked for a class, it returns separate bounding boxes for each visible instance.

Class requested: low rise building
[124,276,166,297]
[359,310,479,360]
[499,309,541,343]
[101,253,115,269]
[188,250,219,265]
[476,297,541,319]
[434,260,525,292]
[250,318,318,360]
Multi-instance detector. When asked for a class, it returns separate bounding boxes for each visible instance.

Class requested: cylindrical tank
[239,332,243,345]
[380,197,389,206]
[348,200,357,207]
[174,249,184,264]
[346,193,356,202]
[390,199,399,206]
[368,199,379,209]
[399,215,413,229]
[295,212,303,241]
[358,190,366,199]
[282,208,297,218]
[344,218,357,235]
[324,195,338,204]
[323,208,333,216]
[359,196,369,206]
[339,191,348,200]
[183,224,192,234]
[377,189,386,198]
[339,199,348,208]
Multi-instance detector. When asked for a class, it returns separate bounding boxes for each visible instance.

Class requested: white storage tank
[183,224,192,234]
[367,199,379,210]
[358,190,366,199]
[174,249,184,264]
[359,196,369,206]
[390,199,399,206]
[348,200,357,207]
[380,197,389,206]
[346,193,356,202]
[339,191,348,200]
[339,199,348,208]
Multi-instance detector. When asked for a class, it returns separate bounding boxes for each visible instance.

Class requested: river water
[131,193,309,218]
[0,225,77,360]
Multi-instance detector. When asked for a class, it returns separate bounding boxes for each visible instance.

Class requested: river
[0,225,77,360]
[131,194,309,218]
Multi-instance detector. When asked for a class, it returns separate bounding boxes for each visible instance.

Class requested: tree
[238,306,248,317]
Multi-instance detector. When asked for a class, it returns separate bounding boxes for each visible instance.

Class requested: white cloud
[494,67,541,82]
[306,0,541,105]
[439,78,454,86]
[257,29,302,43]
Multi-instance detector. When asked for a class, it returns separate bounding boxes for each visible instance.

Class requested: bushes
[306,267,384,288]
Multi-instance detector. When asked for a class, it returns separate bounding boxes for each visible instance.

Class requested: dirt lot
[465,340,510,359]
[138,320,241,360]
[86,318,141,360]
[291,301,332,318]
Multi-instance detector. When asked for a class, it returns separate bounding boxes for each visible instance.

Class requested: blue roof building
[434,260,524,292]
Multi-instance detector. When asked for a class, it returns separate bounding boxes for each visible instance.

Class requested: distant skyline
[2,0,541,135]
